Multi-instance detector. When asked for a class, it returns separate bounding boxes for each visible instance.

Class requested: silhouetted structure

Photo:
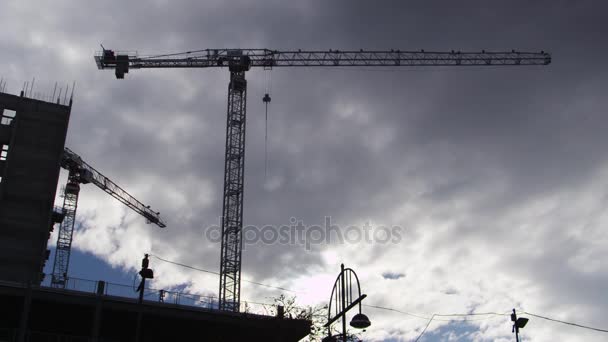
[0,87,310,341]
[136,254,153,304]
[0,90,71,285]
[323,264,370,342]
[0,280,311,341]
[96,47,551,312]
[51,149,165,289]
[511,309,529,342]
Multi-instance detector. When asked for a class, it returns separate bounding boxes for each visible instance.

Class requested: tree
[270,294,362,342]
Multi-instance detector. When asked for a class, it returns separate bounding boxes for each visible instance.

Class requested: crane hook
[262,93,271,179]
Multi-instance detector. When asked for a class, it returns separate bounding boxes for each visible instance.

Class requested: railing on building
[57,276,280,316]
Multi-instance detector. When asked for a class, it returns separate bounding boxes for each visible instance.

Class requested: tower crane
[95,47,551,311]
[51,147,166,288]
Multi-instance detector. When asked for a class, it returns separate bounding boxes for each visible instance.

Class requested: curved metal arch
[327,265,363,322]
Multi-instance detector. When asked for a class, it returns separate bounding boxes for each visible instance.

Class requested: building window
[0,144,7,161]
[1,109,16,125]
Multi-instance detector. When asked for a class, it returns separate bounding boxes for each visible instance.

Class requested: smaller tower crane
[51,147,166,288]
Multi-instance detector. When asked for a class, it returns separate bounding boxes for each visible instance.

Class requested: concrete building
[0,91,71,285]
[0,280,311,342]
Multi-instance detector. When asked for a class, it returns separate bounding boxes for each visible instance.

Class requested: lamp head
[139,268,154,279]
[350,313,371,329]
[516,317,529,329]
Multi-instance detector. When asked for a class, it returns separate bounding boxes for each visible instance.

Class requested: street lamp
[137,254,154,304]
[511,309,529,342]
[323,264,371,342]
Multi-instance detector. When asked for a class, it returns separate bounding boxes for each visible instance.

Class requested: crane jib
[94,48,551,75]
[60,147,166,228]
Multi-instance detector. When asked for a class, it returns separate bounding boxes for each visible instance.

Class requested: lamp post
[511,309,529,342]
[134,254,155,342]
[137,254,154,304]
[323,264,371,342]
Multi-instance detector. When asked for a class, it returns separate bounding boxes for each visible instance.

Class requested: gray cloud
[382,272,405,280]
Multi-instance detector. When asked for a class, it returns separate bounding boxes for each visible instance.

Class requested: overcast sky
[2,1,608,341]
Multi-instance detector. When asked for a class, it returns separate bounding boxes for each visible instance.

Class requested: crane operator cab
[102,49,115,62]
[95,46,116,68]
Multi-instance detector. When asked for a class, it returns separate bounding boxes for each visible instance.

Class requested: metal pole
[513,309,520,342]
[341,264,346,342]
[135,269,146,342]
[91,291,103,342]
[138,277,145,304]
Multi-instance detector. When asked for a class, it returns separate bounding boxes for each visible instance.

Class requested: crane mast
[219,69,248,311]
[52,168,81,288]
[95,47,551,311]
[51,147,165,288]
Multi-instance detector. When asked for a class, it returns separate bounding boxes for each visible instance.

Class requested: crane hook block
[263,93,271,103]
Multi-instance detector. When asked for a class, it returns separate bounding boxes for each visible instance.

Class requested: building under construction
[0,89,311,342]
[0,90,71,285]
